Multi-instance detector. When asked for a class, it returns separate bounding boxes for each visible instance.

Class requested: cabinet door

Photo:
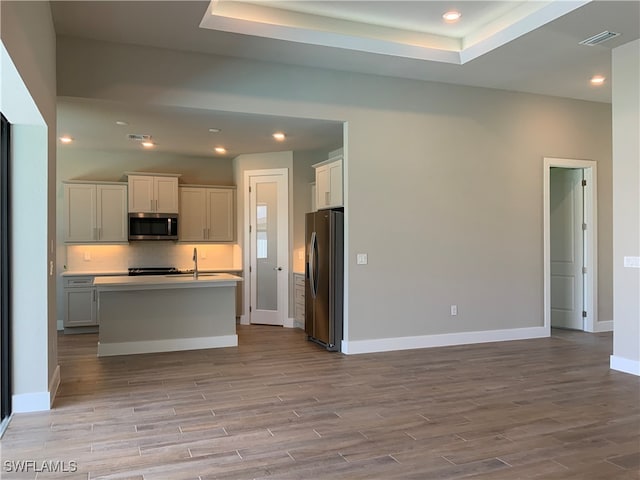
[328,160,343,208]
[207,188,235,242]
[155,176,179,213]
[97,184,128,242]
[315,159,343,209]
[128,175,154,212]
[65,288,97,326]
[64,184,97,242]
[315,165,330,210]
[179,187,207,241]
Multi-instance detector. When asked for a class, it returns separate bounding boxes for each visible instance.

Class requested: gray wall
[58,148,234,185]
[57,36,613,345]
[1,0,58,409]
[612,39,640,373]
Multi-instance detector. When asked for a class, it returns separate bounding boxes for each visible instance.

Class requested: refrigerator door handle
[309,231,317,299]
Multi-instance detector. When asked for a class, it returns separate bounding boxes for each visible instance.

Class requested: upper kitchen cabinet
[127,173,180,213]
[179,186,236,242]
[313,154,343,210]
[63,182,128,243]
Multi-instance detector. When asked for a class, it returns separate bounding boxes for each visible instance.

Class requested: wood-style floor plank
[0,326,638,479]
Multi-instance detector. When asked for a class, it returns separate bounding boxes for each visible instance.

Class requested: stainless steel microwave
[128,213,178,241]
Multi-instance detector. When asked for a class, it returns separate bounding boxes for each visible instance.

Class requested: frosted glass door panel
[256,182,278,311]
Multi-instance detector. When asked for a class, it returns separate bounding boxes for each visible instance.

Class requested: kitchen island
[94,273,242,356]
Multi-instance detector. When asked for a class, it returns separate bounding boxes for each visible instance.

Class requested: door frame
[242,168,289,326]
[543,157,602,333]
[0,113,11,433]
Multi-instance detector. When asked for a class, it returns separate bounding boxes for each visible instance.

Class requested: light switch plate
[356,253,368,265]
[624,256,640,268]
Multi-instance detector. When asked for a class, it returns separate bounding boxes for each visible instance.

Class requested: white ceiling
[52,0,639,158]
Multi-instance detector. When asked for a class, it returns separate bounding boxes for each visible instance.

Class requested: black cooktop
[128,267,182,276]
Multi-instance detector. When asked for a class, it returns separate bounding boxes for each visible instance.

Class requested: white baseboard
[341,326,548,355]
[293,320,304,330]
[594,320,613,332]
[57,319,64,331]
[610,355,640,376]
[239,315,249,325]
[12,391,51,413]
[97,335,238,357]
[284,317,296,328]
[11,365,61,413]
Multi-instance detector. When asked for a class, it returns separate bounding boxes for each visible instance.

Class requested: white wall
[611,39,640,376]
[1,0,58,411]
[57,36,614,352]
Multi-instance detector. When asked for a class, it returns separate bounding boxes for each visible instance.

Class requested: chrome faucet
[192,247,198,279]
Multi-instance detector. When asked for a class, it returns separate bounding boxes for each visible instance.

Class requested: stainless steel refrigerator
[305,209,344,351]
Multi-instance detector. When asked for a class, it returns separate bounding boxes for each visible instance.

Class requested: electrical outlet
[450,305,458,316]
[356,253,368,265]
[83,251,91,261]
[201,251,207,259]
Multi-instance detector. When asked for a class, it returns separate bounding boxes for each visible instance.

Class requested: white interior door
[550,167,585,330]
[249,171,288,325]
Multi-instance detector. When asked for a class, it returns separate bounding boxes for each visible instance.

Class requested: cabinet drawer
[64,276,94,287]
[294,274,305,287]
[295,289,304,304]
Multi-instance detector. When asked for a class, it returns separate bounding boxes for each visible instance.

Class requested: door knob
[274,267,283,271]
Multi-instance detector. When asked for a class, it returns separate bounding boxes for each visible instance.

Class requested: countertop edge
[62,268,243,277]
[94,273,243,289]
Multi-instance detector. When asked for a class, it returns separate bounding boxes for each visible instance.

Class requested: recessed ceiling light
[59,136,73,144]
[141,141,155,148]
[115,121,128,126]
[442,10,462,23]
[590,75,606,85]
[272,132,286,141]
[214,146,227,154]
[208,128,221,133]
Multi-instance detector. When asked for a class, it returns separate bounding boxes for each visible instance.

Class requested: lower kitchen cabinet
[64,276,97,329]
[294,273,305,328]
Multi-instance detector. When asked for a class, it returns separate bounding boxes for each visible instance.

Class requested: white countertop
[94,273,242,291]
[62,268,242,277]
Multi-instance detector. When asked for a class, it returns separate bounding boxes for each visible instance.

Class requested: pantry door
[247,169,289,326]
[550,167,585,330]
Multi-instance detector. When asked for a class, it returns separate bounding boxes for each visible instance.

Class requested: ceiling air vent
[127,134,151,141]
[579,31,620,46]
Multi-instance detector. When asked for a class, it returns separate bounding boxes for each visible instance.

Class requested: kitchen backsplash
[65,243,241,272]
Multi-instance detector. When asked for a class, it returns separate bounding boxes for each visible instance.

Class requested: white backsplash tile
[65,243,240,272]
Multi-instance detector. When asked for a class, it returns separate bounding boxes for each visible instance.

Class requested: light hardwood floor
[0,326,638,479]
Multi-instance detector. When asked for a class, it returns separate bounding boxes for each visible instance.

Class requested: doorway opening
[543,157,601,333]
